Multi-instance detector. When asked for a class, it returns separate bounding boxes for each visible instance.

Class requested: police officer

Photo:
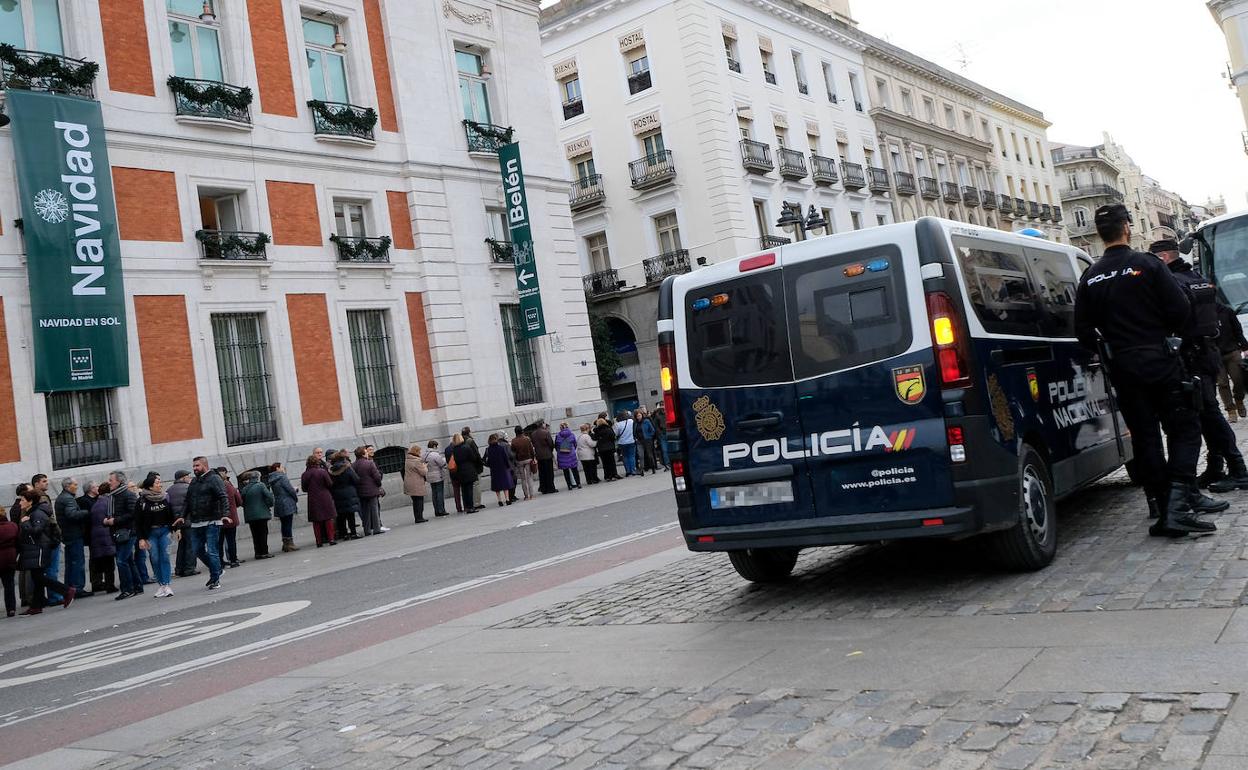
[1074,204,1215,537]
[1150,238,1248,496]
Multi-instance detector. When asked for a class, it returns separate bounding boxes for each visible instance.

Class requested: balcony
[584,269,623,298]
[1060,184,1124,203]
[332,235,392,263]
[999,194,1015,215]
[942,182,961,204]
[962,186,980,207]
[761,235,791,249]
[740,139,774,173]
[894,171,916,195]
[1051,146,1110,165]
[629,150,676,190]
[778,148,808,180]
[1053,207,1063,223]
[764,70,777,85]
[569,174,605,211]
[1067,222,1095,237]
[308,100,377,142]
[50,424,120,471]
[1040,204,1053,221]
[854,100,864,113]
[811,154,839,185]
[195,230,269,261]
[644,249,691,284]
[168,76,251,126]
[627,69,651,94]
[463,120,514,154]
[727,58,741,73]
[1028,201,1041,219]
[797,82,809,96]
[1014,198,1027,217]
[840,162,866,190]
[980,190,997,209]
[485,237,514,264]
[0,45,97,99]
[1158,212,1176,230]
[867,167,890,194]
[562,98,584,120]
[919,176,940,199]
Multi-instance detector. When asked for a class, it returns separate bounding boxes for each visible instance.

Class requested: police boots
[1209,456,1248,493]
[1188,483,1231,514]
[1199,455,1227,488]
[1149,482,1218,538]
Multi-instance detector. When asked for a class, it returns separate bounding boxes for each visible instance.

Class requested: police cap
[1094,203,1132,227]
[1148,238,1180,254]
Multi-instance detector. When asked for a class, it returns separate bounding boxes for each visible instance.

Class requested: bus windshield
[1200,214,1248,314]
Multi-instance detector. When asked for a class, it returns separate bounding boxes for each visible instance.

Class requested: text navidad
[54,120,109,297]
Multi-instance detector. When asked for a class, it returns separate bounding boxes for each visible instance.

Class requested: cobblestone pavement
[501,473,1248,628]
[92,682,1233,770]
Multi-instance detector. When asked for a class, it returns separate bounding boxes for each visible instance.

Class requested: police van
[657,217,1129,582]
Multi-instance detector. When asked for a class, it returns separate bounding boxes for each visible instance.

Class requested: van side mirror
[1179,237,1193,255]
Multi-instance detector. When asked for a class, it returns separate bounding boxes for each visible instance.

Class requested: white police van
[657,217,1129,582]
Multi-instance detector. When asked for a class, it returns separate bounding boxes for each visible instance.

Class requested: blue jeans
[190,524,222,582]
[44,547,63,602]
[136,542,151,584]
[659,435,670,467]
[146,526,172,585]
[115,538,141,593]
[431,481,446,515]
[64,539,86,591]
[620,443,638,476]
[279,515,294,540]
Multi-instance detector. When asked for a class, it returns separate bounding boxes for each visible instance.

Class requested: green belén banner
[498,142,547,339]
[8,90,129,392]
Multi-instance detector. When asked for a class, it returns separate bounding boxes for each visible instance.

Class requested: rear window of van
[684,271,793,387]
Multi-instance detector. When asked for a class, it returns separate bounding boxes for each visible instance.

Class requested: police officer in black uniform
[1073,204,1216,537]
[1151,238,1248,496]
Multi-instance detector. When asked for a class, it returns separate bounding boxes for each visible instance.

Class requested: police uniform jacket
[1167,258,1221,375]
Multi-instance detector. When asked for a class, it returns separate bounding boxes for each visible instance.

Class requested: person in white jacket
[577,424,600,485]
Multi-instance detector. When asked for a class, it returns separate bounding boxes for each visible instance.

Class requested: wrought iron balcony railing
[627,69,651,94]
[962,186,980,206]
[168,76,252,124]
[764,70,777,85]
[643,249,691,284]
[919,177,940,199]
[811,154,838,185]
[569,174,605,211]
[778,147,808,180]
[1059,184,1124,202]
[867,167,890,194]
[332,235,392,263]
[980,190,997,209]
[797,82,809,95]
[761,235,791,249]
[629,150,676,190]
[1053,207,1063,223]
[1028,201,1042,218]
[308,99,377,141]
[894,171,916,195]
[485,237,514,264]
[999,194,1015,214]
[840,162,866,190]
[1051,146,1111,165]
[740,139,774,173]
[727,57,741,73]
[196,230,269,260]
[0,45,97,99]
[464,120,514,153]
[584,269,623,298]
[1014,198,1028,217]
[1040,204,1053,221]
[562,98,584,120]
[50,423,120,470]
[942,182,962,204]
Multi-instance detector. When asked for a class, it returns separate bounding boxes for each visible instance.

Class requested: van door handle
[737,413,782,431]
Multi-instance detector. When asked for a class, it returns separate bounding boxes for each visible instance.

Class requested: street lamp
[775,202,826,236]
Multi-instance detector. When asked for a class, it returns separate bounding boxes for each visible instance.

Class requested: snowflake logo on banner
[33,189,70,224]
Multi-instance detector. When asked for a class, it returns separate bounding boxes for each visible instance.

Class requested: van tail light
[659,341,682,429]
[925,291,972,389]
[947,426,966,463]
[672,459,688,492]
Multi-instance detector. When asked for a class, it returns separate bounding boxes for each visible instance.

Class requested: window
[944,104,956,130]
[848,71,863,111]
[654,212,681,253]
[760,49,775,85]
[575,156,596,181]
[923,97,935,124]
[485,208,510,248]
[641,130,665,158]
[0,0,63,54]
[875,78,889,109]
[1011,132,1021,161]
[211,313,278,446]
[963,111,973,136]
[952,236,1042,336]
[877,215,887,227]
[807,133,820,154]
[169,0,223,81]
[981,118,991,142]
[501,305,543,405]
[1067,172,1078,189]
[333,200,368,237]
[997,127,1007,158]
[303,16,349,102]
[792,50,808,94]
[587,233,611,273]
[46,389,120,470]
[1025,137,1034,165]
[684,271,791,388]
[900,88,913,116]
[724,36,740,72]
[753,200,768,237]
[775,127,787,148]
[1027,247,1078,337]
[347,309,401,427]
[822,62,837,103]
[199,190,242,232]
[850,211,862,230]
[457,49,492,122]
[561,76,583,118]
[1073,207,1088,228]
[628,53,651,94]
[738,118,752,140]
[821,208,835,234]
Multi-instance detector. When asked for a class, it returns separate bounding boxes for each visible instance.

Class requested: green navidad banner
[498,142,547,339]
[8,89,128,392]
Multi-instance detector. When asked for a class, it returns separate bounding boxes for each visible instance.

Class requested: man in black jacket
[1074,205,1214,537]
[55,478,92,598]
[184,457,229,589]
[1215,300,1248,423]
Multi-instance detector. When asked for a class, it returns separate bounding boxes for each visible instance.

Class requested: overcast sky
[850,0,1247,211]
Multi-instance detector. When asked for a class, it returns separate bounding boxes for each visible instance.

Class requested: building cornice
[1208,0,1248,21]
[869,107,993,158]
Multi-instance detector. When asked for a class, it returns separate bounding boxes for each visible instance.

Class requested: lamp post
[776,202,827,237]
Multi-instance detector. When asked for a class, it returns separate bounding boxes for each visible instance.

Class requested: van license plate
[710,481,795,509]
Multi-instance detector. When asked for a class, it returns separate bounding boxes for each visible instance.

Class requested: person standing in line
[652,403,670,470]
[593,417,619,481]
[109,471,142,600]
[352,446,384,537]
[531,421,557,494]
[615,411,639,477]
[451,433,484,513]
[268,463,300,552]
[217,468,244,568]
[301,456,337,547]
[9,484,30,608]
[240,470,275,560]
[555,423,582,490]
[510,427,536,501]
[423,440,448,517]
[329,451,362,539]
[135,472,177,598]
[185,457,229,589]
[1215,298,1248,423]
[88,483,117,595]
[17,490,74,615]
[403,444,430,524]
[577,424,599,485]
[312,447,327,468]
[31,474,63,604]
[484,434,515,507]
[498,432,519,504]
[637,408,658,475]
[364,446,390,532]
[0,505,17,617]
[166,470,198,578]
[55,478,91,599]
[30,474,50,504]
[447,434,465,513]
[76,481,99,520]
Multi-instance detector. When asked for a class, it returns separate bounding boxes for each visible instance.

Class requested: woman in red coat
[300,455,337,547]
[0,506,18,617]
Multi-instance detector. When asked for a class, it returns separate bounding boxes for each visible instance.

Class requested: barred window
[500,304,543,406]
[347,309,401,427]
[46,389,121,470]
[211,313,278,446]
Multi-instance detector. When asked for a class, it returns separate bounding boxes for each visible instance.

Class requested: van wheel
[987,445,1057,571]
[728,548,799,583]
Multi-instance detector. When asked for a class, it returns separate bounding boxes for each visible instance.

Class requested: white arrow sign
[518,268,535,286]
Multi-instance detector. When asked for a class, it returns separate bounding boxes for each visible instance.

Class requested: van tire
[728,548,799,583]
[987,445,1057,572]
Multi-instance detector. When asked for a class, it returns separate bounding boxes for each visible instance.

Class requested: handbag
[112,527,132,544]
[448,454,458,473]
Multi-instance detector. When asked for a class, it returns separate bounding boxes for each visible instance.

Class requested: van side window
[785,245,910,379]
[685,271,792,387]
[952,236,1042,336]
[1027,248,1078,337]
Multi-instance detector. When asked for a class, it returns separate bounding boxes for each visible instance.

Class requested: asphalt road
[0,489,679,737]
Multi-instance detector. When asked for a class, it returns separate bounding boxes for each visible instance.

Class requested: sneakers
[62,587,76,609]
[379,526,391,533]
[154,585,173,598]
[206,580,221,590]
[114,591,132,601]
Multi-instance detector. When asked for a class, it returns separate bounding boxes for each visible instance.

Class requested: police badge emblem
[892,365,925,404]
[1027,368,1040,402]
[692,395,726,441]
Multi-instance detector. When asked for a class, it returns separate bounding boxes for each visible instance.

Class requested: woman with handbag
[136,472,177,598]
[403,444,430,524]
[556,423,582,490]
[17,490,74,614]
[577,424,599,485]
[483,434,514,507]
[593,417,619,481]
[446,435,464,513]
[423,440,449,517]
[451,433,484,512]
[110,478,142,601]
[88,483,117,594]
